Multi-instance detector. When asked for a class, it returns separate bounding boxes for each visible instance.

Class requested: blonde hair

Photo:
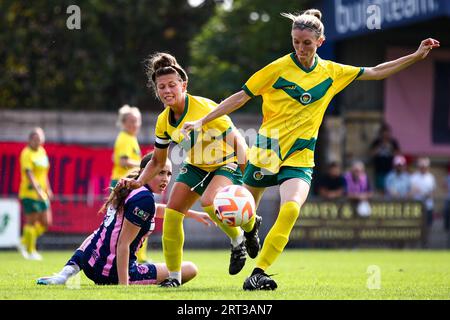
[116,104,141,128]
[28,127,45,142]
[281,9,325,39]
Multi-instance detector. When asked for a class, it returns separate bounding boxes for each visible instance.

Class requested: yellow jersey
[242,53,364,173]
[19,146,50,200]
[111,131,141,180]
[155,94,237,172]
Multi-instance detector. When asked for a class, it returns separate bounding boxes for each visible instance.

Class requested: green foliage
[0,0,216,110]
[189,0,312,110]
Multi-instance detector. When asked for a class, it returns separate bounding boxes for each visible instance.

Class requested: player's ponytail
[303,9,322,20]
[99,152,154,215]
[281,8,325,39]
[144,52,188,95]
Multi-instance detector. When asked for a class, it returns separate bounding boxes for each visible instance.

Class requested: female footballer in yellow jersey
[122,53,261,287]
[18,127,53,260]
[182,9,440,290]
[111,105,142,188]
[111,104,151,263]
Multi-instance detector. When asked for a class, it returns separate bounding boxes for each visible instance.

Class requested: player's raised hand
[415,38,440,60]
[181,119,202,140]
[188,210,217,227]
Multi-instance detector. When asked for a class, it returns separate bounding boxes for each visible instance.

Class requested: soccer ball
[213,185,255,227]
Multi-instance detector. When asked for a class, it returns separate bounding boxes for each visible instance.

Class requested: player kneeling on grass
[37,152,213,286]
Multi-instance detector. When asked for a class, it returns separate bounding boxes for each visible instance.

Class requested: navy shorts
[82,261,158,285]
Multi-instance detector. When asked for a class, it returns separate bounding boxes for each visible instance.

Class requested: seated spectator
[345,161,373,201]
[345,161,373,217]
[410,157,436,227]
[385,155,411,199]
[317,162,346,200]
[370,123,401,193]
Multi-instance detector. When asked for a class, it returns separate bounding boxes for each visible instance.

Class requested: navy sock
[65,249,84,269]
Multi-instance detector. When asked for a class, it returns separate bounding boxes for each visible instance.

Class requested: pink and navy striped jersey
[81,185,156,278]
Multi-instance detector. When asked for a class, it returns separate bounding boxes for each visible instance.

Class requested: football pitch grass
[1,249,449,300]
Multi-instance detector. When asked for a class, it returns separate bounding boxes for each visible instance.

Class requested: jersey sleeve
[242,62,280,98]
[331,62,364,94]
[114,134,133,159]
[124,194,156,228]
[207,114,233,137]
[154,113,171,149]
[20,149,33,172]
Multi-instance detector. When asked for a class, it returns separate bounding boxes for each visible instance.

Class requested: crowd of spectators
[313,123,441,226]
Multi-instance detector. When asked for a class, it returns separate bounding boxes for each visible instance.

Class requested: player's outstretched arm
[119,147,169,189]
[117,219,141,285]
[227,128,249,174]
[184,209,216,226]
[155,204,215,226]
[181,90,251,136]
[358,38,440,81]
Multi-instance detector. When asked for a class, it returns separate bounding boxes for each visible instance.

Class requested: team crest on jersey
[180,166,188,174]
[253,171,264,181]
[133,207,150,221]
[300,93,312,104]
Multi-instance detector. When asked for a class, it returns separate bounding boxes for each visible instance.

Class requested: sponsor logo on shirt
[133,206,150,221]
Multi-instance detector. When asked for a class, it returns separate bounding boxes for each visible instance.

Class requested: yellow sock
[35,222,46,238]
[162,208,185,272]
[21,225,32,250]
[241,215,256,233]
[26,225,37,253]
[256,201,300,270]
[136,238,148,262]
[203,205,241,240]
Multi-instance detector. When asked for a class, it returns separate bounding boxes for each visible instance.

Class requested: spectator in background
[111,105,142,188]
[385,155,411,199]
[317,162,346,200]
[345,161,373,217]
[111,105,149,263]
[370,123,400,193]
[410,157,436,227]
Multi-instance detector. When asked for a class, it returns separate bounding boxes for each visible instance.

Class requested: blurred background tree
[189,0,312,111]
[0,0,313,111]
[0,0,216,111]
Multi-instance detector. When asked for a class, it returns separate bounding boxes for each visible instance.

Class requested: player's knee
[200,195,213,208]
[182,261,198,283]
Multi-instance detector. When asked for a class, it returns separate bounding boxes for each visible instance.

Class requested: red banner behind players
[0,142,154,233]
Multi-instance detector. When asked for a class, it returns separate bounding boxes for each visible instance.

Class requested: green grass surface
[0,249,449,300]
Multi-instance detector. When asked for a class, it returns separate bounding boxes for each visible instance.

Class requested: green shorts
[243,162,313,188]
[21,198,50,214]
[176,162,243,196]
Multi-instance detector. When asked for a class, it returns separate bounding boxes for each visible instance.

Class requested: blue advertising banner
[319,0,450,41]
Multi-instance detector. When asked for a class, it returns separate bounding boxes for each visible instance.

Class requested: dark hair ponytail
[144,52,188,96]
[99,152,155,214]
